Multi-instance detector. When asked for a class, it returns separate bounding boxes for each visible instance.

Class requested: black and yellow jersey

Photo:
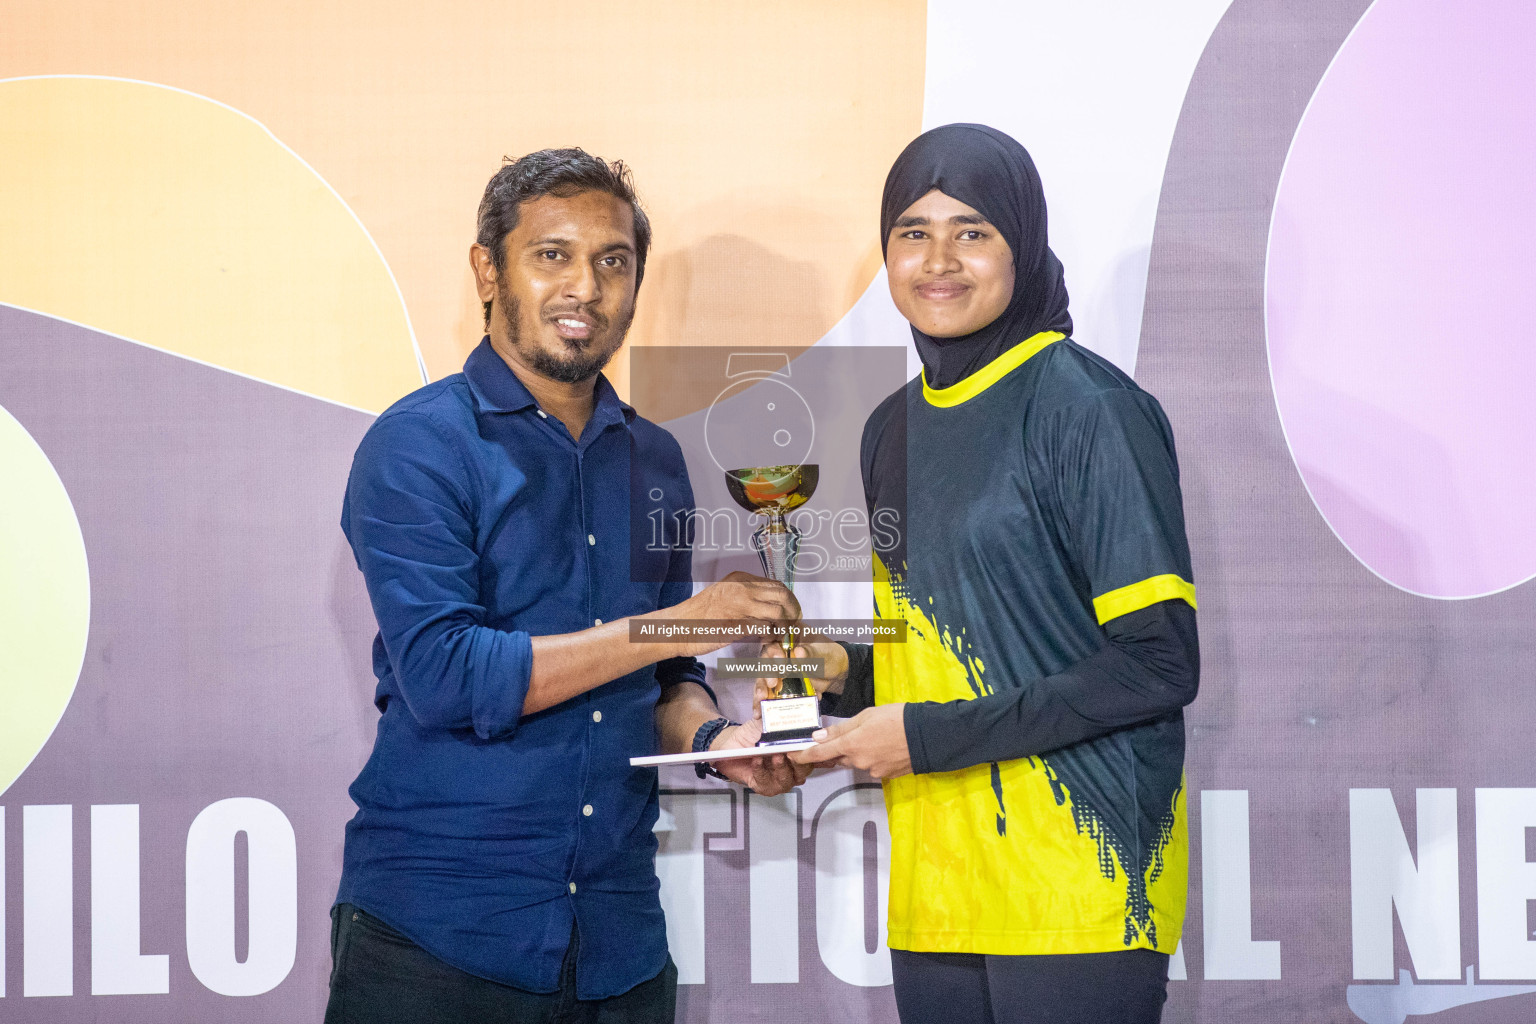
[861,330,1195,956]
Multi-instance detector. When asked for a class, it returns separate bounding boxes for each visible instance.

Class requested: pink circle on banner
[1266,0,1536,599]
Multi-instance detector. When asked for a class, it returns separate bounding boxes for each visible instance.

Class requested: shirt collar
[463,336,636,426]
[589,372,638,429]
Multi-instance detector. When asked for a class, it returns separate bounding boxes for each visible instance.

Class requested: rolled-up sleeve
[343,410,533,738]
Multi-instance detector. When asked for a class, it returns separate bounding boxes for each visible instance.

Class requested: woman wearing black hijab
[791,124,1199,1024]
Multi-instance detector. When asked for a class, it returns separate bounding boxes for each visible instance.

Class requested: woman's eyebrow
[892,213,990,229]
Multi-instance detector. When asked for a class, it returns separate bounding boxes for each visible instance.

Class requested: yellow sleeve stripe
[1092,574,1197,625]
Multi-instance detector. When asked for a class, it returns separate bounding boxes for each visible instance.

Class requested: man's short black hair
[476,148,651,327]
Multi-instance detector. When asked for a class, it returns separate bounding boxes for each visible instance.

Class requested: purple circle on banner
[1265,0,1536,598]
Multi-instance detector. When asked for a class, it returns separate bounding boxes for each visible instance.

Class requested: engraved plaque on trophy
[723,464,822,745]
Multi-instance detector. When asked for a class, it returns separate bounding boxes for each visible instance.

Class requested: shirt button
[569,882,577,894]
[592,710,602,723]
[588,534,596,546]
[594,618,602,626]
[537,409,548,419]
[583,804,593,817]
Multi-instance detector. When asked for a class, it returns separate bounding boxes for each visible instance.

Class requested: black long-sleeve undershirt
[829,599,1198,775]
[820,640,876,720]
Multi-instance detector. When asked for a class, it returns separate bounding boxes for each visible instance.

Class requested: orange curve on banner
[0,76,425,413]
[0,0,925,395]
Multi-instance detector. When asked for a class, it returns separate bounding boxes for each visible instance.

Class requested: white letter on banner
[750,791,800,983]
[23,804,72,997]
[92,804,170,994]
[185,798,297,996]
[1201,790,1281,979]
[815,786,891,987]
[1476,788,1536,980]
[655,791,734,985]
[1349,788,1460,980]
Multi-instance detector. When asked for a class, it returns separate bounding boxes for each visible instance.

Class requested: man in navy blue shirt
[325,149,805,1023]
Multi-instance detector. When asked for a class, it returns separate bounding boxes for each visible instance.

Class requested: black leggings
[891,947,1169,1024]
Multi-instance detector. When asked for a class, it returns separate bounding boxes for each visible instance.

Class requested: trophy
[724,464,822,745]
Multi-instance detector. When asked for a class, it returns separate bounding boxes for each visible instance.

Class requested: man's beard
[498,286,631,385]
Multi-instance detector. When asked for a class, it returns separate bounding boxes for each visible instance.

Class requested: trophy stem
[754,510,795,586]
[750,511,811,697]
[724,466,822,742]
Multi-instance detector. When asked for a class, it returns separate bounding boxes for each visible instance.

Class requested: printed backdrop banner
[3,2,1535,1022]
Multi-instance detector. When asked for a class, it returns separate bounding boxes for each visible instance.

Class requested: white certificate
[629,741,816,768]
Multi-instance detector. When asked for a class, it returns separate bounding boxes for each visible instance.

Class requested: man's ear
[469,243,498,304]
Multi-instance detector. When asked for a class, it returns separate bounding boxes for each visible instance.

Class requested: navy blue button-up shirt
[335,338,703,998]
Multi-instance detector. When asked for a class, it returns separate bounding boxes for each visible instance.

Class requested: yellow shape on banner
[0,404,90,798]
[0,76,423,413]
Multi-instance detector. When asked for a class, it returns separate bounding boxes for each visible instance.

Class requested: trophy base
[756,729,819,746]
[757,694,821,747]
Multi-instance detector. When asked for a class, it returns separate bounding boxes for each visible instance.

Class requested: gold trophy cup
[724,464,822,744]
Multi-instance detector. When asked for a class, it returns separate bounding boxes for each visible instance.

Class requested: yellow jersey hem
[887,923,1183,957]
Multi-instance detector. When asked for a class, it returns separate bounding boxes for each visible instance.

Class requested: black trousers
[891,947,1169,1024]
[324,904,677,1024]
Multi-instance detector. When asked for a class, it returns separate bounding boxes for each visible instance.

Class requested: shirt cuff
[657,656,711,701]
[822,642,875,719]
[470,628,534,740]
[903,701,939,776]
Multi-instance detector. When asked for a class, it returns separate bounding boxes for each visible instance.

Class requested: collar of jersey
[921,331,1065,408]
